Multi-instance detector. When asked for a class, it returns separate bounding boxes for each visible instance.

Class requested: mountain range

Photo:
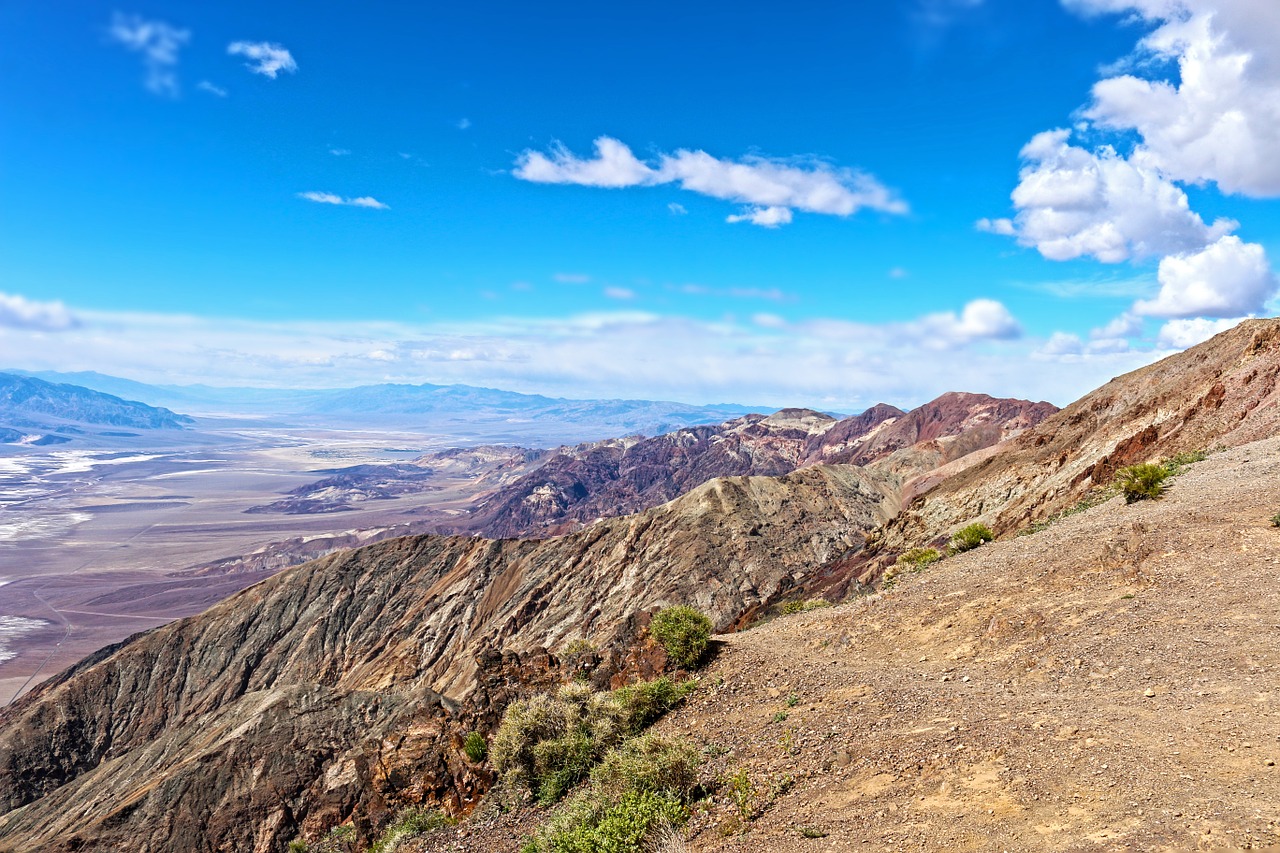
[3,320,1280,851]
[0,372,192,445]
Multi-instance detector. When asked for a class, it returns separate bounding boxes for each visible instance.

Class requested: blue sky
[2,0,1279,410]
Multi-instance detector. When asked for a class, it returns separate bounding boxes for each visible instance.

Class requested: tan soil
[423,437,1280,852]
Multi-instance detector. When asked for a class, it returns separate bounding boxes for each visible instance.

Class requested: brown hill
[0,465,899,852]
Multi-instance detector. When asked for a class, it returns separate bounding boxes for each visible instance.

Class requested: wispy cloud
[228,41,297,78]
[603,287,635,300]
[196,80,227,97]
[0,292,79,331]
[0,300,1116,411]
[513,136,907,228]
[328,148,351,156]
[106,13,189,96]
[456,118,472,130]
[296,191,389,209]
[678,284,791,302]
[553,273,591,284]
[667,202,688,216]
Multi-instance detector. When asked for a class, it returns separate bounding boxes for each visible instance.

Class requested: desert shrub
[526,789,687,853]
[1272,512,1280,528]
[896,547,942,570]
[649,606,713,668]
[1115,462,1170,503]
[779,598,830,615]
[370,808,455,853]
[1164,449,1208,470]
[612,676,696,733]
[948,523,994,554]
[463,731,488,763]
[492,678,694,804]
[590,734,701,801]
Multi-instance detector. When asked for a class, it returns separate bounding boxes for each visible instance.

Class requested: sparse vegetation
[778,598,830,615]
[1115,462,1171,503]
[1019,487,1118,536]
[785,692,799,707]
[897,547,942,571]
[1271,511,1280,528]
[521,734,700,853]
[370,807,455,853]
[650,606,713,668]
[771,711,788,723]
[948,523,994,554]
[463,730,488,763]
[492,677,695,804]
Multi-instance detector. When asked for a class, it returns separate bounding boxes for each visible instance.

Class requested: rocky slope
[466,396,1054,539]
[0,465,899,852]
[823,318,1280,595]
[418,436,1280,851]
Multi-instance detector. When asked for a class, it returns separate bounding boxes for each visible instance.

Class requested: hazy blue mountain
[10,371,763,444]
[0,373,193,443]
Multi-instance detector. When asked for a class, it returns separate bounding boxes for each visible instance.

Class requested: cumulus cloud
[0,293,79,331]
[1070,0,1280,197]
[1156,316,1246,348]
[196,80,227,97]
[513,136,906,227]
[999,129,1234,263]
[107,13,189,96]
[911,299,1023,347]
[1135,235,1278,318]
[228,41,297,78]
[297,191,389,209]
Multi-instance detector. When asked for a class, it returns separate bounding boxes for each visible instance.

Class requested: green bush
[527,789,687,853]
[1115,462,1170,503]
[491,678,694,804]
[590,734,701,800]
[463,731,488,763]
[779,598,830,615]
[1271,511,1280,528]
[896,547,942,570]
[370,808,455,853]
[948,523,994,554]
[649,606,713,668]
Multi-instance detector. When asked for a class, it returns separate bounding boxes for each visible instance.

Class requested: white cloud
[911,298,1023,347]
[726,206,792,228]
[1038,331,1085,356]
[227,41,297,78]
[889,267,910,279]
[1092,311,1143,339]
[667,202,688,215]
[329,148,351,156]
[975,217,1015,236]
[196,80,227,98]
[456,118,472,131]
[513,136,906,227]
[0,293,79,331]
[1135,235,1277,318]
[553,273,591,284]
[297,191,389,210]
[1072,1,1280,197]
[1156,316,1246,348]
[1000,129,1234,263]
[603,287,635,300]
[2,300,1137,412]
[107,13,189,96]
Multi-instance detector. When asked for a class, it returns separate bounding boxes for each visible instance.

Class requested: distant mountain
[7,371,765,445]
[0,373,192,443]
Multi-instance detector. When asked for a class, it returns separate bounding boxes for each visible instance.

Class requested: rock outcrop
[0,465,898,852]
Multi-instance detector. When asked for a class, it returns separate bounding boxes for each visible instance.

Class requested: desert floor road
[0,421,483,705]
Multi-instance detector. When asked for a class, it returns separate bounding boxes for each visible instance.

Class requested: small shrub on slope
[463,731,488,763]
[1115,462,1170,503]
[492,678,694,804]
[948,523,994,554]
[650,606,713,668]
[370,808,454,853]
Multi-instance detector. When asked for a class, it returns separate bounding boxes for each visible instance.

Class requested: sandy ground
[416,437,1280,852]
[0,424,491,704]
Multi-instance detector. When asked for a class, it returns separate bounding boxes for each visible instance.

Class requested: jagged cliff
[0,466,897,852]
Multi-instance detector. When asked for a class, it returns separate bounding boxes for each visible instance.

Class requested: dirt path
[656,437,1280,851]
